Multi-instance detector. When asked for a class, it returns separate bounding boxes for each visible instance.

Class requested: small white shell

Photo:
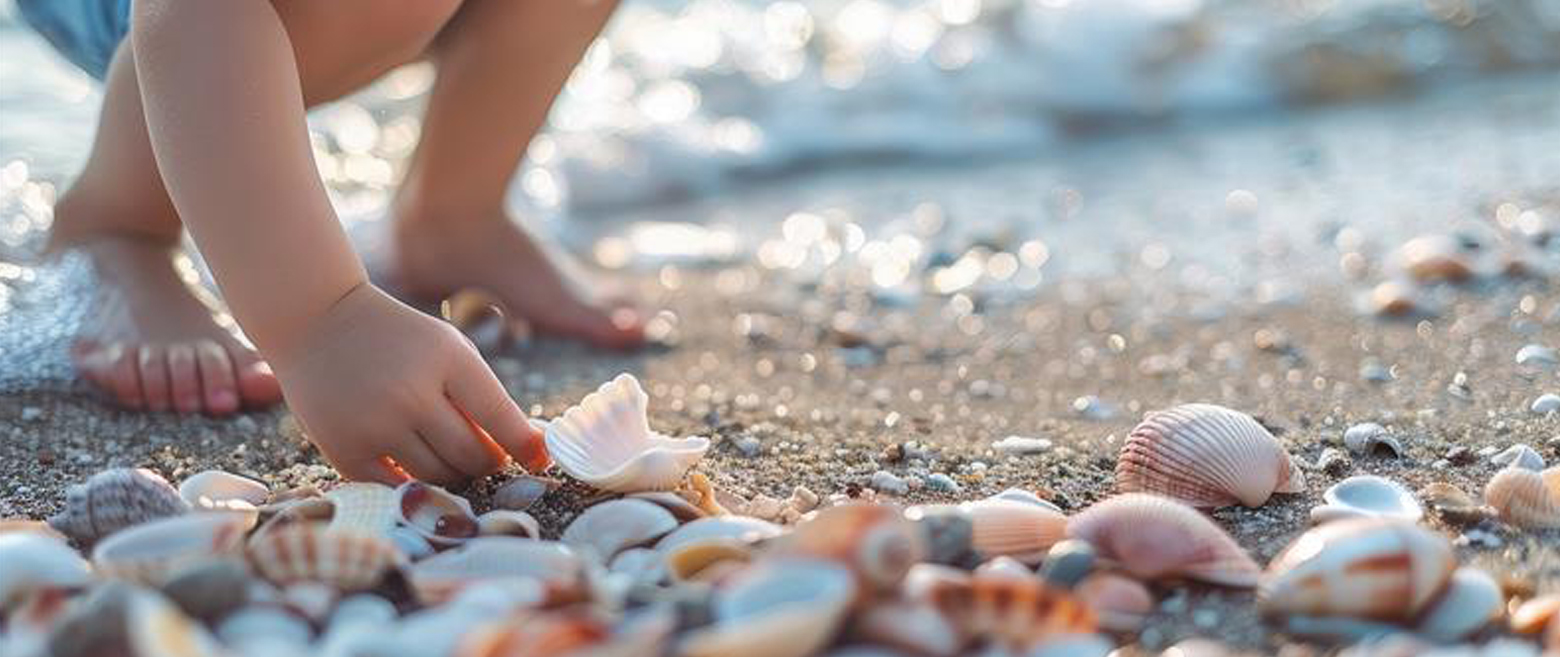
[678,558,857,657]
[1485,466,1560,530]
[656,516,784,555]
[1309,476,1423,524]
[561,499,678,561]
[1493,444,1546,471]
[91,512,255,585]
[178,471,269,511]
[544,374,710,492]
[1342,423,1403,458]
[325,483,400,535]
[1067,494,1259,587]
[396,482,479,546]
[406,537,583,605]
[0,533,91,608]
[476,510,541,539]
[1259,517,1454,621]
[1114,404,1303,508]
[1414,567,1501,642]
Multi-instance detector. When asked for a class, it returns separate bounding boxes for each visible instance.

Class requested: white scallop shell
[325,483,400,536]
[678,558,857,657]
[1114,404,1303,508]
[1485,466,1560,530]
[1259,517,1455,621]
[561,499,679,562]
[406,537,584,605]
[1067,494,1260,587]
[1415,567,1501,643]
[178,471,269,511]
[91,512,255,585]
[1309,475,1423,524]
[0,533,91,608]
[959,498,1067,564]
[544,374,710,492]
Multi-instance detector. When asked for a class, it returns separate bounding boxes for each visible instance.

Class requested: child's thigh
[269,0,464,104]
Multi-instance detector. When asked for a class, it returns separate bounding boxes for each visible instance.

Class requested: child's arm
[130,0,546,482]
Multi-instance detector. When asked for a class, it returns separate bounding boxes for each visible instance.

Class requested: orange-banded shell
[1115,404,1303,508]
[246,524,403,591]
[455,609,609,657]
[958,498,1066,564]
[1258,517,1455,621]
[1511,594,1560,634]
[91,512,254,585]
[924,568,1096,651]
[49,468,191,547]
[774,503,926,593]
[1066,494,1259,587]
[1484,466,1560,530]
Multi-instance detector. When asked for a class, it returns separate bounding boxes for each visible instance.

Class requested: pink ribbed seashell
[959,498,1067,565]
[1259,517,1455,621]
[1484,466,1560,531]
[1115,404,1304,508]
[1066,494,1260,587]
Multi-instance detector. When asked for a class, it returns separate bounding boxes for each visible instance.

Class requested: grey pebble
[1039,539,1096,588]
[1534,394,1560,415]
[925,473,961,493]
[870,470,908,495]
[1518,344,1559,367]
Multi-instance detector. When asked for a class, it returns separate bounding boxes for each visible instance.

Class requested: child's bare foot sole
[391,210,644,350]
[63,235,283,415]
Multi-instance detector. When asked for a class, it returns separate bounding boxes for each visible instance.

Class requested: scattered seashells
[1341,423,1403,458]
[957,497,1066,564]
[1393,234,1473,282]
[406,537,584,605]
[678,558,857,657]
[325,483,400,535]
[1309,475,1423,524]
[1067,494,1260,587]
[1259,518,1454,621]
[1485,466,1560,530]
[923,567,1097,651]
[397,482,479,546]
[1494,444,1546,471]
[776,503,926,593]
[476,510,541,539]
[247,524,403,591]
[49,468,191,547]
[561,499,678,561]
[1414,567,1501,642]
[1114,403,1303,508]
[544,374,711,492]
[177,471,269,512]
[91,511,254,585]
[0,533,91,609]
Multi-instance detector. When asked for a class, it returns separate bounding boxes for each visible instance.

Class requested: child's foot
[391,210,644,349]
[61,235,283,414]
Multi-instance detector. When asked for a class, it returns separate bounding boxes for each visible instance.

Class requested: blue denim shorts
[17,0,132,80]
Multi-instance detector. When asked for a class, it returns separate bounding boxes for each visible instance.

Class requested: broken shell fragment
[630,491,708,521]
[1341,423,1403,459]
[561,499,678,561]
[1259,518,1454,621]
[247,524,404,591]
[678,558,856,657]
[544,374,710,492]
[1066,494,1259,587]
[491,475,560,511]
[91,511,254,585]
[1309,475,1423,524]
[178,471,269,511]
[49,468,191,547]
[1115,403,1303,508]
[397,482,480,546]
[958,497,1067,564]
[476,510,541,539]
[1485,466,1560,530]
[326,483,400,536]
[1418,483,1489,525]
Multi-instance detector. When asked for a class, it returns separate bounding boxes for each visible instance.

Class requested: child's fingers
[446,360,549,473]
[394,432,467,485]
[420,401,507,478]
[320,444,408,485]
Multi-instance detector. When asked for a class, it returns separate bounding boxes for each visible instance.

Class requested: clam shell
[775,503,926,592]
[126,590,229,657]
[678,558,856,657]
[1075,572,1152,632]
[178,471,269,511]
[49,468,191,547]
[491,475,560,511]
[1066,494,1259,587]
[959,498,1066,564]
[476,510,541,539]
[666,541,752,583]
[1414,567,1501,642]
[397,482,479,546]
[1259,517,1455,621]
[0,533,91,609]
[562,499,679,562]
[655,516,784,555]
[1395,234,1473,282]
[247,524,404,591]
[1114,404,1302,508]
[1309,475,1423,524]
[544,374,710,492]
[406,537,584,606]
[91,511,254,585]
[630,491,708,521]
[326,483,400,535]
[1484,466,1560,530]
[455,609,609,657]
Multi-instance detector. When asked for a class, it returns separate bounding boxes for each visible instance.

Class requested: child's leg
[52,0,463,414]
[391,0,644,349]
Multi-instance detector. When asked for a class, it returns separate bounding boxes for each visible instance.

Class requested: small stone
[925,473,961,493]
[161,561,251,624]
[732,437,762,458]
[1359,362,1393,383]
[787,485,819,513]
[1445,445,1475,465]
[1457,528,1503,549]
[870,470,908,495]
[742,494,785,521]
[1072,396,1118,420]
[1518,344,1559,368]
[911,506,976,566]
[1317,448,1352,476]
[1492,444,1546,471]
[233,415,260,433]
[1192,609,1220,629]
[1446,371,1472,400]
[1534,394,1560,415]
[1419,483,1488,525]
[19,406,43,422]
[993,435,1053,455]
[1039,539,1096,588]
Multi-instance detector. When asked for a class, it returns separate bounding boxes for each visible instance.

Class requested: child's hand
[267,282,547,484]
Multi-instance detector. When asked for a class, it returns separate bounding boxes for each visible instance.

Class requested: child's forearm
[131,0,366,359]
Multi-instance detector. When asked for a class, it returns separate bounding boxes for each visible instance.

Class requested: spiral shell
[1259,517,1455,621]
[49,468,191,546]
[544,374,710,493]
[247,524,404,591]
[1484,466,1560,530]
[1066,494,1260,587]
[1115,404,1303,508]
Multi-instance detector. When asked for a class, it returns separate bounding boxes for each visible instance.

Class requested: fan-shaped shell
[775,503,926,593]
[325,483,400,535]
[1258,517,1455,621]
[91,512,254,585]
[247,524,404,591]
[49,468,191,546]
[0,533,91,609]
[178,471,269,511]
[1485,466,1560,530]
[1066,494,1259,587]
[562,499,679,562]
[397,482,479,546]
[959,498,1067,564]
[1115,404,1302,508]
[544,374,710,492]
[1310,475,1423,524]
[678,558,857,657]
[406,537,585,605]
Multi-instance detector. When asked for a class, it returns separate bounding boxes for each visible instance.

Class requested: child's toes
[195,340,240,415]
[78,342,145,410]
[167,344,203,414]
[231,351,282,408]
[137,345,172,412]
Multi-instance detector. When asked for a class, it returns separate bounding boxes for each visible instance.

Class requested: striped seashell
[91,512,254,585]
[544,374,710,493]
[1258,517,1455,621]
[50,468,191,547]
[397,482,479,546]
[848,599,964,657]
[959,498,1067,565]
[1510,594,1560,634]
[1115,404,1303,508]
[923,567,1096,651]
[774,503,926,593]
[1484,466,1560,530]
[562,499,678,562]
[247,524,404,591]
[325,483,400,535]
[1066,494,1260,587]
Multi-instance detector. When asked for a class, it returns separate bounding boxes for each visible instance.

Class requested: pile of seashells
[1,373,1557,656]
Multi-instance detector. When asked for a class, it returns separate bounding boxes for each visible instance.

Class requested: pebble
[1038,539,1095,588]
[1359,362,1392,383]
[491,476,556,511]
[1492,444,1545,471]
[1071,396,1118,420]
[1445,445,1475,465]
[19,406,42,422]
[869,470,908,495]
[911,506,976,566]
[1534,394,1560,415]
[732,437,762,458]
[1517,344,1560,368]
[992,435,1053,455]
[924,473,961,493]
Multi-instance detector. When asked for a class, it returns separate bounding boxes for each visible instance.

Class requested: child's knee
[382,0,464,57]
